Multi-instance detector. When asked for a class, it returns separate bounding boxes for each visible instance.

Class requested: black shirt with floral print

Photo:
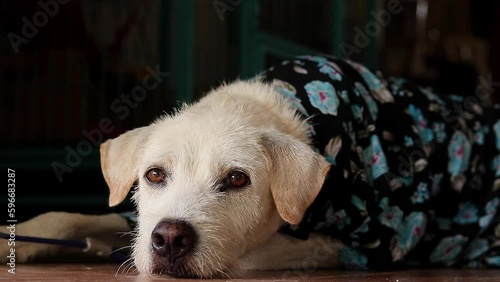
[263,55,500,270]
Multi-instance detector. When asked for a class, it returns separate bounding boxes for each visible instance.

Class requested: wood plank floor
[0,264,499,281]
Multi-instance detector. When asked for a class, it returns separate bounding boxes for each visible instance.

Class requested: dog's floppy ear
[100,126,152,207]
[261,131,330,225]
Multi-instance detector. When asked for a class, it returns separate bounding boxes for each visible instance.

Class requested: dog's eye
[145,168,165,184]
[226,170,249,189]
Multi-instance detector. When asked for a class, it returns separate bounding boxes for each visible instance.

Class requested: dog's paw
[1,212,132,263]
[0,212,87,263]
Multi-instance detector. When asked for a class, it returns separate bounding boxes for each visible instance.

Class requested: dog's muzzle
[150,219,197,277]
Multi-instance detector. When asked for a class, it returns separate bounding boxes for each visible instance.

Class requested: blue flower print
[432,122,447,143]
[390,176,414,189]
[400,176,414,187]
[449,94,464,102]
[429,235,468,263]
[273,79,316,136]
[474,125,489,145]
[447,131,471,176]
[411,182,430,204]
[354,82,378,120]
[297,55,342,73]
[272,79,309,117]
[331,209,352,230]
[314,206,333,231]
[319,64,343,81]
[348,61,394,103]
[389,77,407,97]
[351,217,371,239]
[314,208,351,231]
[304,80,340,115]
[391,212,427,261]
[479,197,499,228]
[494,120,500,150]
[378,197,403,230]
[486,256,500,267]
[453,202,479,225]
[363,135,390,182]
[351,195,367,213]
[464,239,489,260]
[339,90,349,103]
[491,155,500,177]
[297,55,329,65]
[404,136,414,147]
[408,104,434,144]
[339,247,368,270]
[419,86,446,105]
[351,105,364,120]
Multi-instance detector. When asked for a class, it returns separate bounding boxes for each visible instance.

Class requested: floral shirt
[264,55,500,269]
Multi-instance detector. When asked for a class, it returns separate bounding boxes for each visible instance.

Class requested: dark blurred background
[0,0,498,221]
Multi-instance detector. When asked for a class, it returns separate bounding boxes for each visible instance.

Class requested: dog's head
[100,81,330,278]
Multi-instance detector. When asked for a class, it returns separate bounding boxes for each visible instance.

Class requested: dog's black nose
[151,219,196,264]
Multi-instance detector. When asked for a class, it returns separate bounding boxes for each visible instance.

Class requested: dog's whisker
[196,243,235,278]
[110,245,132,254]
[124,261,137,276]
[116,257,134,276]
[122,260,135,276]
[114,230,137,238]
[123,262,132,276]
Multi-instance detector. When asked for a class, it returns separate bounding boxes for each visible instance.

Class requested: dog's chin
[151,256,199,278]
[150,254,236,278]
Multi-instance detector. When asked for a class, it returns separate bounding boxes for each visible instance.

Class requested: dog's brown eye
[146,168,165,184]
[227,171,249,188]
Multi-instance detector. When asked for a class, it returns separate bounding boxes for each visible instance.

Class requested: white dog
[99,79,338,277]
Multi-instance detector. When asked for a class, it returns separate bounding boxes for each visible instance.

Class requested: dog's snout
[151,220,196,263]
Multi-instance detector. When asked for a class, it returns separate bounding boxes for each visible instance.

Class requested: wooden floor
[1,264,499,281]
